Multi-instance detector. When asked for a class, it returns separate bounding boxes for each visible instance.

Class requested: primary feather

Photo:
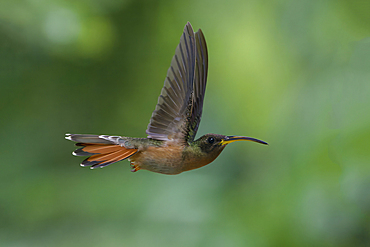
[146,22,208,144]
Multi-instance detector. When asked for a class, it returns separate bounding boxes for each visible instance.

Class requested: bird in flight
[65,22,268,175]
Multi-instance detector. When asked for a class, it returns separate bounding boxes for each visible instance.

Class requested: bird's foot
[130,162,140,172]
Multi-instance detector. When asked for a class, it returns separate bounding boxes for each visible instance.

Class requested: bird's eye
[207,137,215,144]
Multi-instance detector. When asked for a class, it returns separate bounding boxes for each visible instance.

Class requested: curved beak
[220,136,268,146]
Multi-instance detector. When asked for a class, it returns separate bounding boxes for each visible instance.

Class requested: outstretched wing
[146,22,196,141]
[146,22,209,144]
[185,29,208,142]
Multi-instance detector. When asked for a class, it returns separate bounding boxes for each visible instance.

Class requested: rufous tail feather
[65,134,138,169]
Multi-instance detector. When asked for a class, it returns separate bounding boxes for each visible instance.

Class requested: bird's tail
[65,134,138,169]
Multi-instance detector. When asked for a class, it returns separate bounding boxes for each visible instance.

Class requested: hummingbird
[65,22,268,175]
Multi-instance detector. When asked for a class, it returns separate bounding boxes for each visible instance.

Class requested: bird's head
[192,133,268,164]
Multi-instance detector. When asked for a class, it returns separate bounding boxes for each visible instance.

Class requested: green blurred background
[1,0,370,246]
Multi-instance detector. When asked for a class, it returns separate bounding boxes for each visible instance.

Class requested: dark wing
[146,22,196,141]
[146,23,209,144]
[185,29,208,142]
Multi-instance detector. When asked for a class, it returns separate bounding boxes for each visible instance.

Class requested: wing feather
[145,23,208,144]
[186,29,208,142]
[146,22,196,141]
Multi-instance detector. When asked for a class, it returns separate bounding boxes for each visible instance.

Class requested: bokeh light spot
[44,8,81,44]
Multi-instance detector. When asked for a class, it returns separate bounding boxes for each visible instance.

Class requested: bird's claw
[130,162,140,172]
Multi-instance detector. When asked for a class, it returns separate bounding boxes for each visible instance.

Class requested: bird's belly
[129,146,185,175]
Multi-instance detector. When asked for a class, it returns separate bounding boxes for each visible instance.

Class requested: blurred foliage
[1,0,370,246]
